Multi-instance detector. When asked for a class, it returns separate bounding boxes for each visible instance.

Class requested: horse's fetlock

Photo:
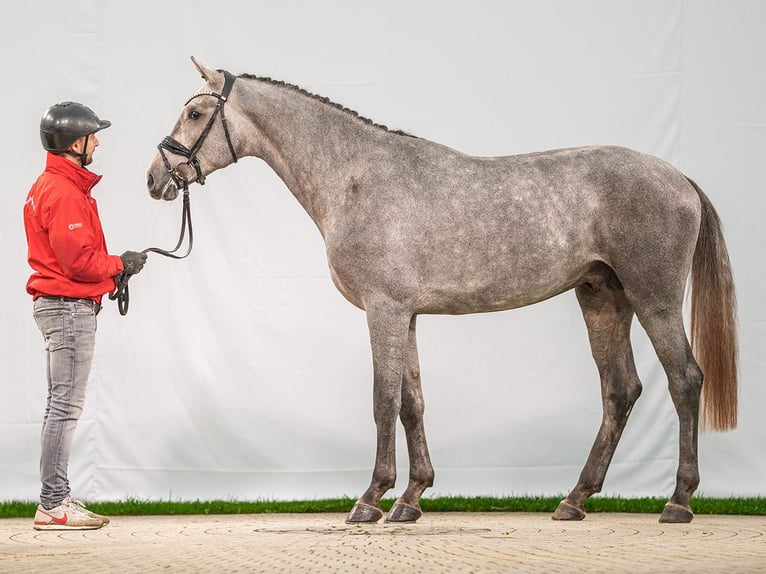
[372,471,396,491]
[677,465,700,492]
[410,468,435,488]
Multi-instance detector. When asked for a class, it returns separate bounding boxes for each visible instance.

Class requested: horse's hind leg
[553,277,642,521]
[387,315,435,523]
[635,309,702,523]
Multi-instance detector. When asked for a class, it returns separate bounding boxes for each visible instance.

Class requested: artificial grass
[1,496,764,519]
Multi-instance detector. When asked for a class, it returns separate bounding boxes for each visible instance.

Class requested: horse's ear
[190,56,223,88]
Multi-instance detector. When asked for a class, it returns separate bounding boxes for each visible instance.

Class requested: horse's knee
[399,395,424,428]
[399,375,425,429]
[372,386,402,425]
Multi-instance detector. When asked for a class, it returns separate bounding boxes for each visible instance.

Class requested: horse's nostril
[147,174,155,189]
[163,186,179,201]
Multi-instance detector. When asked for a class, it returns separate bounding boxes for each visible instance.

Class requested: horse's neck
[240,79,384,234]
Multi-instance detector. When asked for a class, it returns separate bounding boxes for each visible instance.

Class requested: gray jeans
[33,297,98,508]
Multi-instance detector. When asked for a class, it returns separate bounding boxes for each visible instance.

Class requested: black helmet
[40,101,111,152]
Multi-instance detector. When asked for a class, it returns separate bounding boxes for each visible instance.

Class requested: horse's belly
[415,262,586,315]
[416,285,569,315]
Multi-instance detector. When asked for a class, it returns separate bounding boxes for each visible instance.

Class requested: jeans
[33,297,98,508]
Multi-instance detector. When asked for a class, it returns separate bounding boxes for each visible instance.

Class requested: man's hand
[120,251,147,275]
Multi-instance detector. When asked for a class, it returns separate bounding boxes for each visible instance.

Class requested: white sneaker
[33,497,109,530]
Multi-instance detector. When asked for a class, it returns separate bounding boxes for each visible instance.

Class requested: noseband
[158,70,239,190]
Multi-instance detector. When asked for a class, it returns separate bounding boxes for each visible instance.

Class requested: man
[24,101,147,530]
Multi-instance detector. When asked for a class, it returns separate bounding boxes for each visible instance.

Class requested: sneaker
[70,498,110,526]
[33,497,109,530]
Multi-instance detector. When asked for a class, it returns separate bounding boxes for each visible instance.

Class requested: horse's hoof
[386,501,422,523]
[659,502,694,523]
[552,500,586,521]
[346,502,384,523]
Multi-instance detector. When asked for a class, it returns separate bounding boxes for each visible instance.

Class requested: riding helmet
[39,101,111,152]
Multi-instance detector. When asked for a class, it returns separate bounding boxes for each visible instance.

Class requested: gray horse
[146,58,738,524]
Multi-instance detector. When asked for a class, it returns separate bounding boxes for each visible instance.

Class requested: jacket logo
[68,223,83,231]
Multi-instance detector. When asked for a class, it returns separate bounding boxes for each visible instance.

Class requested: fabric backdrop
[1,0,763,502]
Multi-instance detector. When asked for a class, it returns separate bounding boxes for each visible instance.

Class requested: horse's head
[146,57,239,201]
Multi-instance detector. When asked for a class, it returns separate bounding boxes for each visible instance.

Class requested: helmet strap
[79,134,90,166]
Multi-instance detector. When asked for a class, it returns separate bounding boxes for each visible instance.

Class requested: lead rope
[109,189,193,315]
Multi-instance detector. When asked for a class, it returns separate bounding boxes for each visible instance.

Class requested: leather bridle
[158,70,239,190]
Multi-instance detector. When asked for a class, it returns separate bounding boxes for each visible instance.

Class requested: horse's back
[427,144,700,286]
[378,142,699,234]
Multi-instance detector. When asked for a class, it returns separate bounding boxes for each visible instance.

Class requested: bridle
[110,70,239,316]
[158,69,239,191]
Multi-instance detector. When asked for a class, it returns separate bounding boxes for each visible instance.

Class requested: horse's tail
[688,178,738,431]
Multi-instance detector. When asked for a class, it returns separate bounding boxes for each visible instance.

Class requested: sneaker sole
[33,523,104,531]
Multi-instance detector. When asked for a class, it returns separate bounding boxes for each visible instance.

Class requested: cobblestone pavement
[1,512,764,573]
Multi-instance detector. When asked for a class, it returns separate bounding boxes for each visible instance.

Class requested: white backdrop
[1,0,763,503]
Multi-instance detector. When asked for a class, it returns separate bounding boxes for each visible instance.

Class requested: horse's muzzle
[148,173,179,201]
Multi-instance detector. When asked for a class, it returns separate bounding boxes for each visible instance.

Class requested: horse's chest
[328,262,365,309]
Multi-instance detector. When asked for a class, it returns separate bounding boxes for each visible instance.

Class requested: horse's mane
[239,73,417,138]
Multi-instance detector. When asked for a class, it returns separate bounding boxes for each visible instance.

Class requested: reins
[108,188,193,315]
[111,70,238,316]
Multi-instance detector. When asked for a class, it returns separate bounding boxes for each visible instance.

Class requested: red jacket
[24,153,124,302]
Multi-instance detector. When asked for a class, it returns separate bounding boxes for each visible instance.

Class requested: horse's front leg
[346,299,411,523]
[387,315,434,523]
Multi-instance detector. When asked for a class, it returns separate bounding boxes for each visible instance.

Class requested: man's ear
[69,137,84,152]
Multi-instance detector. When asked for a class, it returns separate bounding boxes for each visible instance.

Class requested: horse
[146,57,738,525]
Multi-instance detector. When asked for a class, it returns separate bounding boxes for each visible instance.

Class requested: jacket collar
[45,152,102,194]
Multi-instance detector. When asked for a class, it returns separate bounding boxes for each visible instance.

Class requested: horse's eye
[188,110,201,120]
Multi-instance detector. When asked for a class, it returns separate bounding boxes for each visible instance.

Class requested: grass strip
[1,496,764,519]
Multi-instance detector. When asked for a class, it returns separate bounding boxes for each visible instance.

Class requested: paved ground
[0,512,764,573]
